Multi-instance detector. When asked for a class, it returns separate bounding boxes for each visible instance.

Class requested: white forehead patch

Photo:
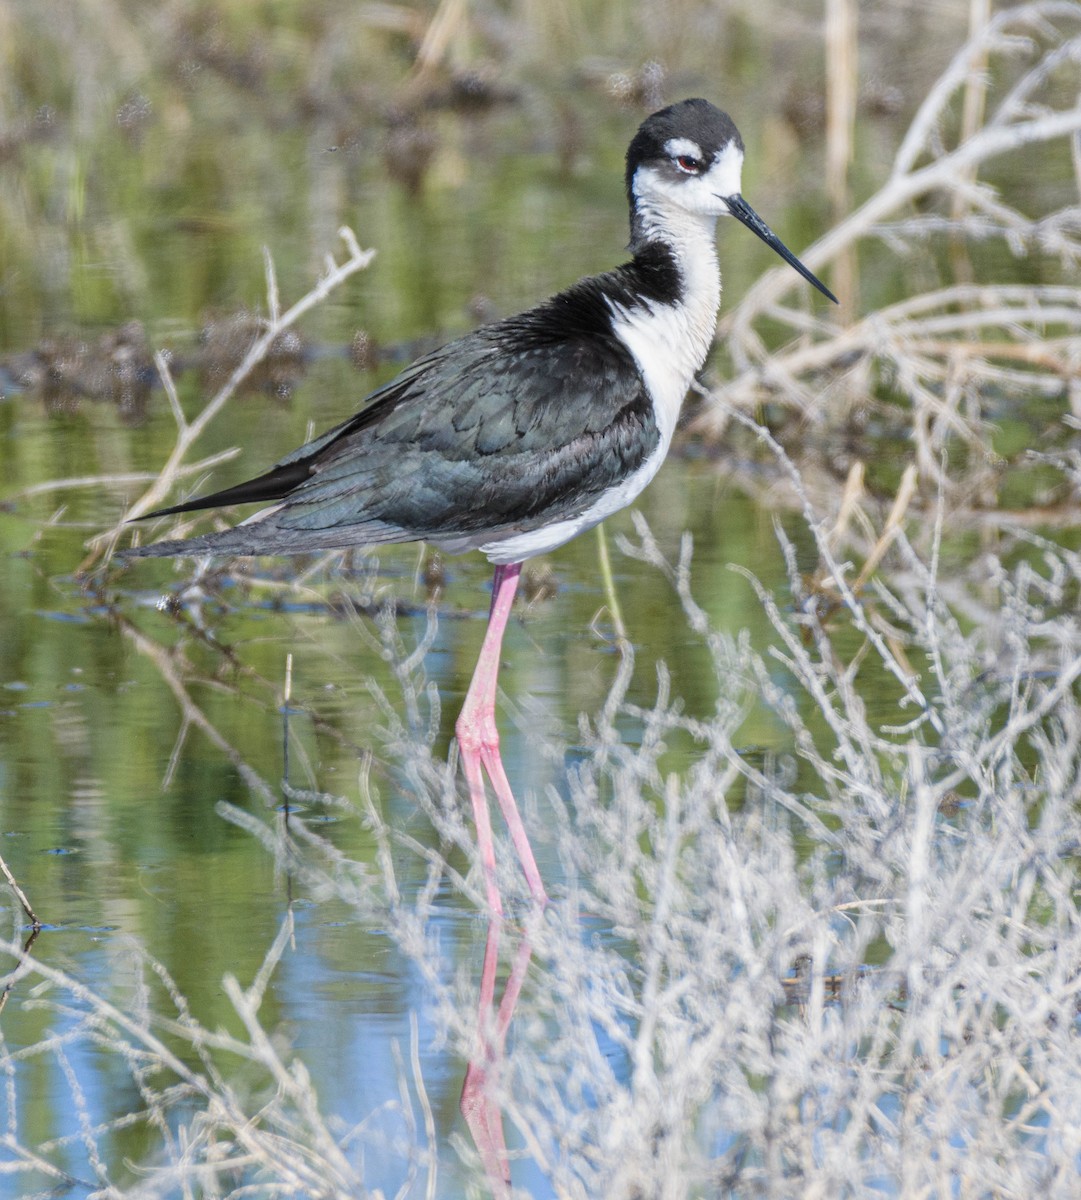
[706,139,744,198]
[664,136,704,161]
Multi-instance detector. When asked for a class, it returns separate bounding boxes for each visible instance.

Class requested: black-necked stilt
[129,99,836,913]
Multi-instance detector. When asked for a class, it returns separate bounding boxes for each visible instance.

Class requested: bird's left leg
[455,561,548,907]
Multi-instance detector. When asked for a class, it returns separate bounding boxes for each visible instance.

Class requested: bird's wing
[268,320,660,540]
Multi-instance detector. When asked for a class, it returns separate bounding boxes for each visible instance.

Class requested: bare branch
[86,227,376,567]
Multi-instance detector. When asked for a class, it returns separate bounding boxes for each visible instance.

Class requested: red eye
[676,155,702,173]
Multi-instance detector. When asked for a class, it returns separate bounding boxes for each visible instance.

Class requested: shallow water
[1,463,807,1196]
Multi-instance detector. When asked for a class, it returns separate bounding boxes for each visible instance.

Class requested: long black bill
[724,193,838,304]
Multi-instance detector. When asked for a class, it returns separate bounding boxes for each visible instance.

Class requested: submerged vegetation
[2,0,1081,1196]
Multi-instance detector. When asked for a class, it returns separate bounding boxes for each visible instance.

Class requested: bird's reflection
[461,911,535,1198]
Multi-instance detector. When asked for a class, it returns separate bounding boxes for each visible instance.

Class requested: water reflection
[460,916,534,1197]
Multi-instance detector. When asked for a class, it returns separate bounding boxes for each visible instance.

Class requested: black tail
[137,458,315,520]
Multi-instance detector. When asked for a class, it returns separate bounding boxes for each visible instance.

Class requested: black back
[131,258,667,557]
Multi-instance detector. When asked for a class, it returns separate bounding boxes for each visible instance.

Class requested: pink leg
[460,916,534,1198]
[456,562,546,1193]
[455,562,548,908]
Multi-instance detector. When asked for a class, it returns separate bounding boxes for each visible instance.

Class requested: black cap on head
[625,98,744,201]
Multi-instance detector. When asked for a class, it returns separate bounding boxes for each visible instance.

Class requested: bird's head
[626,98,837,303]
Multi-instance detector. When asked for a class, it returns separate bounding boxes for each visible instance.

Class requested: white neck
[612,204,722,444]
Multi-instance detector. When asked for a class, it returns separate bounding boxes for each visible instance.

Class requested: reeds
[696,0,1081,518]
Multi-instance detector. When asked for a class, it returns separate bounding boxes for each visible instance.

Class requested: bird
[127,98,837,914]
